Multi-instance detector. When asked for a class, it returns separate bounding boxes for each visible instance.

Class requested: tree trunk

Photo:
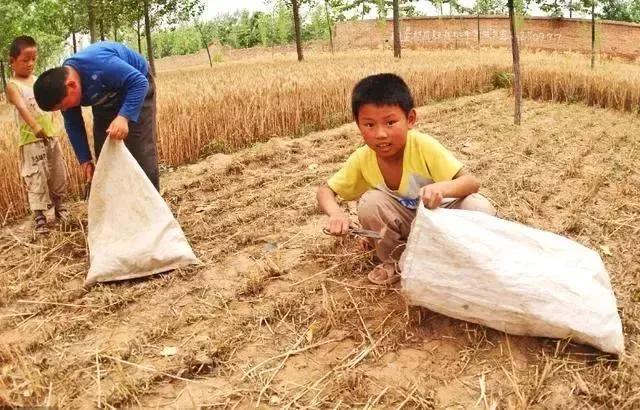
[99,17,105,41]
[292,0,304,62]
[0,60,7,95]
[477,10,480,46]
[144,0,156,75]
[113,24,118,42]
[204,43,213,67]
[137,19,142,53]
[591,0,596,69]
[569,0,573,18]
[324,0,334,54]
[197,24,213,67]
[70,9,78,53]
[87,0,97,43]
[393,0,401,58]
[508,0,522,125]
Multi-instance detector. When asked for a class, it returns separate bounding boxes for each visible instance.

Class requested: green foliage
[152,26,202,58]
[630,0,640,20]
[492,71,513,88]
[0,0,69,87]
[598,0,640,22]
[303,4,331,40]
[534,0,567,16]
[476,0,507,13]
[212,52,224,63]
[532,0,640,21]
[342,0,421,18]
[146,0,342,56]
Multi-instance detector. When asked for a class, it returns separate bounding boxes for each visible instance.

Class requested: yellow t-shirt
[327,130,463,209]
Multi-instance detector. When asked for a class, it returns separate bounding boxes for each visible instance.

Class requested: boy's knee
[357,190,392,220]
[457,193,497,216]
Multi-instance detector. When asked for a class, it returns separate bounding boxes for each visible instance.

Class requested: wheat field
[2,48,640,222]
[2,46,640,407]
[1,90,639,408]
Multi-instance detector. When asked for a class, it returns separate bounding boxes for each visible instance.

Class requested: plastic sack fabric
[400,205,624,355]
[85,138,198,286]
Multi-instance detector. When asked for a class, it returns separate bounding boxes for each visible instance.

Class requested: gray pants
[358,190,497,264]
[92,74,159,190]
[20,138,68,211]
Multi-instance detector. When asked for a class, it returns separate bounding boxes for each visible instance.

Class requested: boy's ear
[65,77,78,92]
[407,108,417,128]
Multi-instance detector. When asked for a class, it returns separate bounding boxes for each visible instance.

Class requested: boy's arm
[102,57,149,139]
[319,150,369,234]
[6,83,47,138]
[62,107,92,164]
[317,184,350,235]
[418,135,478,208]
[419,169,480,209]
[63,107,94,182]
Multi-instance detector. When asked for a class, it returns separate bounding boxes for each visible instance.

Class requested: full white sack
[86,138,198,286]
[401,205,624,355]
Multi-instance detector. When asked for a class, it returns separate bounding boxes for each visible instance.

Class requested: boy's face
[53,73,82,111]
[55,85,81,111]
[10,46,37,78]
[356,104,416,160]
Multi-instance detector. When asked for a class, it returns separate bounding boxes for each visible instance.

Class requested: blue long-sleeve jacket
[62,41,150,163]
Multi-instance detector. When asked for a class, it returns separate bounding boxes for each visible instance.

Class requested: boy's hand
[35,129,49,139]
[106,115,129,140]
[81,161,95,183]
[419,184,445,209]
[326,210,350,235]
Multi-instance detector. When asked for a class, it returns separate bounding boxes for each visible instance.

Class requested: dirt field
[1,90,639,408]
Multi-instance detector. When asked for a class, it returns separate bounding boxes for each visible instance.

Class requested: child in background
[6,36,69,233]
[317,73,496,285]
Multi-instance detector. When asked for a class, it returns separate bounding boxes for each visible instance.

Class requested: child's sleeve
[421,136,464,182]
[102,56,149,122]
[327,151,370,201]
[63,107,92,164]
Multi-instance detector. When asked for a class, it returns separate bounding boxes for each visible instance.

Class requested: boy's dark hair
[34,67,69,111]
[9,36,37,59]
[351,73,415,121]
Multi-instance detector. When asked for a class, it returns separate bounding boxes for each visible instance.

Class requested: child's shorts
[19,138,68,212]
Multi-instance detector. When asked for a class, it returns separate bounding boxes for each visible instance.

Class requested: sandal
[367,263,401,285]
[34,213,49,234]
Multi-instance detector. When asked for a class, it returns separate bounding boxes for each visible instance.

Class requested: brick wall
[333,16,640,58]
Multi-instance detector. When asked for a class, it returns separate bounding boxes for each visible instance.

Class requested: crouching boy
[317,73,496,285]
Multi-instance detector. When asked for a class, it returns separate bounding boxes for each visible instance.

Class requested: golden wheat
[1,48,640,222]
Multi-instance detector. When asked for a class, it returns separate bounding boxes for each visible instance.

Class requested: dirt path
[1,90,639,408]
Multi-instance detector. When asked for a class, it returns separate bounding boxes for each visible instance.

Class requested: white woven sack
[401,204,624,355]
[86,138,198,286]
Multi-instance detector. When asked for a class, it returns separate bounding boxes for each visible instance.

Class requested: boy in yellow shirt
[317,73,496,285]
[6,36,69,233]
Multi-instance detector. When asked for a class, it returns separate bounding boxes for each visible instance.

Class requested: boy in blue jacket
[33,41,159,189]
